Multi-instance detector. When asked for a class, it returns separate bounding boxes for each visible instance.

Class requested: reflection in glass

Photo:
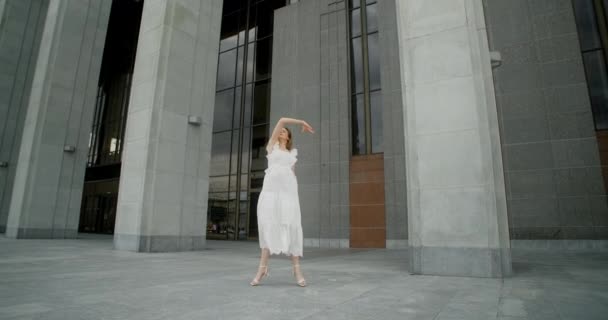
[216,49,237,90]
[243,84,253,125]
[572,0,602,51]
[209,176,230,193]
[351,9,361,37]
[250,125,269,172]
[210,0,286,240]
[583,51,608,129]
[253,82,270,125]
[220,11,239,52]
[350,0,361,9]
[241,127,251,172]
[352,94,366,155]
[211,131,231,175]
[366,3,378,33]
[256,37,272,80]
[231,130,240,174]
[351,37,364,94]
[367,33,381,91]
[213,89,234,132]
[247,43,255,83]
[236,46,245,85]
[370,91,383,153]
[232,86,242,129]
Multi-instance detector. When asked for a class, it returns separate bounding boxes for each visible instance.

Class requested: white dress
[257,142,303,257]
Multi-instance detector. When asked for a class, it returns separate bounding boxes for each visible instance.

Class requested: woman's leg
[291,255,307,286]
[252,248,270,283]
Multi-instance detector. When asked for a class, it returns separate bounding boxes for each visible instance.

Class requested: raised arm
[266,117,314,153]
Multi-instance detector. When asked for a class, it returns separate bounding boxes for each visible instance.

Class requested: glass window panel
[253,82,270,125]
[213,89,234,132]
[250,171,264,189]
[248,3,257,43]
[366,0,377,4]
[232,86,242,129]
[350,37,364,94]
[370,90,383,153]
[216,49,237,91]
[582,51,608,129]
[238,7,248,46]
[256,1,273,39]
[241,126,252,172]
[231,130,240,174]
[207,192,229,235]
[236,46,245,85]
[350,0,361,9]
[211,131,232,175]
[351,9,361,37]
[243,84,253,126]
[366,3,378,33]
[255,37,272,81]
[248,191,259,237]
[367,33,382,91]
[251,125,269,172]
[209,176,230,193]
[220,11,239,52]
[351,94,366,155]
[572,0,602,51]
[247,43,255,83]
[222,0,246,16]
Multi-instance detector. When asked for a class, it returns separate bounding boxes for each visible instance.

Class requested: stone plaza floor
[0,235,607,320]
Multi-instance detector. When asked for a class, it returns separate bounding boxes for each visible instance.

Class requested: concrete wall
[6,0,112,238]
[272,0,350,248]
[0,0,48,233]
[272,0,408,249]
[484,0,608,240]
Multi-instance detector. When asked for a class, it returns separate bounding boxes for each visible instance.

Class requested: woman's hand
[300,121,314,134]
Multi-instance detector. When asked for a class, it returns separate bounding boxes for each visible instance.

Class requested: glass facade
[207,0,287,240]
[573,0,608,130]
[349,0,383,155]
[79,0,143,234]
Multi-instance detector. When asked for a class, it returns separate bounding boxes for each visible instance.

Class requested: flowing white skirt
[257,166,303,257]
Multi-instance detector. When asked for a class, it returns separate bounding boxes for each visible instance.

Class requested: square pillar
[113,0,223,252]
[395,0,512,277]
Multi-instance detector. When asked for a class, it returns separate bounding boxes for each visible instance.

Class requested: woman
[250,117,314,287]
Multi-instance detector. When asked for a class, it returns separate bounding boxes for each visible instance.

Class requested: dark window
[216,49,237,90]
[255,37,272,81]
[211,131,232,175]
[370,91,383,153]
[351,37,364,94]
[209,0,287,240]
[213,89,235,133]
[366,3,378,33]
[367,33,381,91]
[220,11,239,52]
[352,94,366,154]
[573,0,608,129]
[349,0,383,155]
[253,81,270,125]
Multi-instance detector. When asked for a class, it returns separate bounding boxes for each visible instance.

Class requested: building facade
[0,0,607,277]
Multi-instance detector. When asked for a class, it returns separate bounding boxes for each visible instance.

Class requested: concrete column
[6,0,111,239]
[113,0,222,252]
[0,0,48,233]
[395,0,512,277]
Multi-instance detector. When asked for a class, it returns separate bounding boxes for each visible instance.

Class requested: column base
[409,246,512,278]
[113,234,206,252]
